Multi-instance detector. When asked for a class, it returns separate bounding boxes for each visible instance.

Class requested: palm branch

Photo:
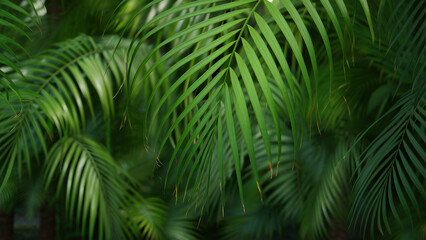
[121,0,375,211]
[0,0,38,112]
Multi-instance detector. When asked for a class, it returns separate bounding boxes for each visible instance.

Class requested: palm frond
[122,0,371,210]
[0,177,17,211]
[300,138,352,239]
[345,0,425,98]
[43,135,139,240]
[351,86,426,237]
[131,197,167,240]
[0,0,35,108]
[0,35,130,190]
[163,203,200,240]
[131,197,200,240]
[219,205,283,240]
[258,130,304,221]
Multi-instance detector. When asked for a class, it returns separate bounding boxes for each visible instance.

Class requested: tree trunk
[0,210,14,240]
[40,204,55,240]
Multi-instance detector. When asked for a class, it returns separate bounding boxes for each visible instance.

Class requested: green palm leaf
[0,0,35,111]
[122,0,368,210]
[44,135,139,239]
[131,198,200,240]
[351,87,426,237]
[0,35,131,190]
[2,0,423,239]
[0,177,17,212]
[300,139,352,239]
[131,198,167,240]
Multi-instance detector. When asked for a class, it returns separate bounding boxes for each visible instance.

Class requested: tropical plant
[0,0,425,239]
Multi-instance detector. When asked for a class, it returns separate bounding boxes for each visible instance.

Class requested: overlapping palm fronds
[130,198,200,240]
[119,0,424,238]
[352,87,426,237]
[0,35,127,189]
[44,135,140,239]
[121,0,373,212]
[0,0,425,239]
[0,34,151,239]
[0,0,36,110]
[0,177,17,211]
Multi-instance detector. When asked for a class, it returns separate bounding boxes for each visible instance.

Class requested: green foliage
[0,0,425,239]
[0,0,33,111]
[352,88,426,237]
[44,135,139,239]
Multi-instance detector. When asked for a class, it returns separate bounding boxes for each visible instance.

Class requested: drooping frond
[299,139,352,239]
[43,135,139,240]
[259,130,304,221]
[219,205,284,240]
[0,35,131,190]
[351,86,426,237]
[130,197,200,240]
[122,0,372,210]
[131,198,167,240]
[375,0,426,91]
[0,177,17,211]
[0,0,35,106]
[163,204,200,240]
